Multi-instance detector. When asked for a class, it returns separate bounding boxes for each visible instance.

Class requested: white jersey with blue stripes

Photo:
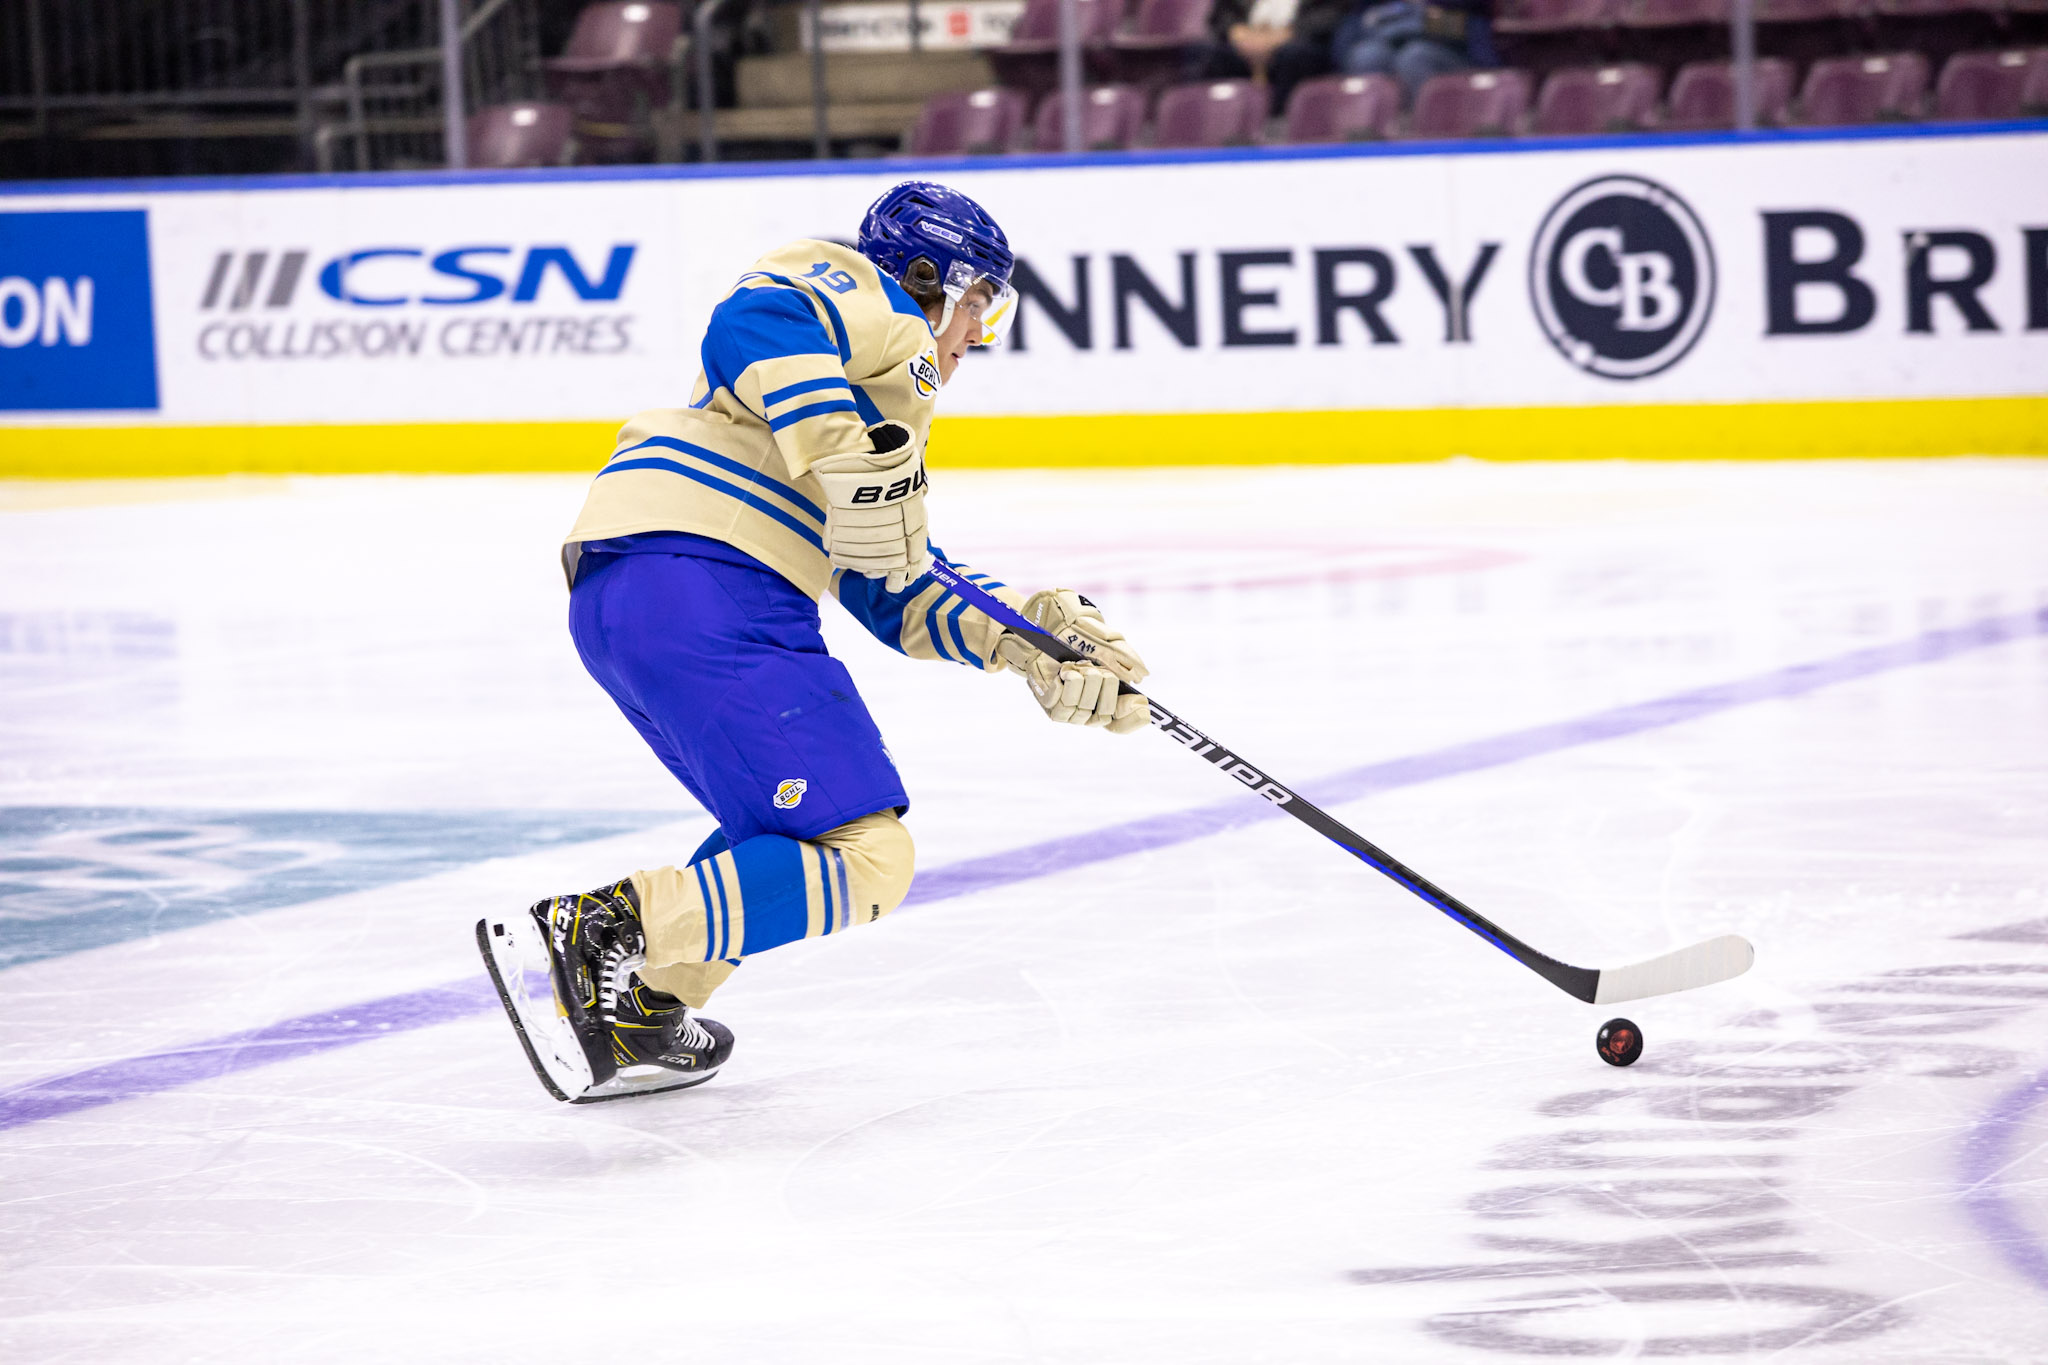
[564,237,1025,672]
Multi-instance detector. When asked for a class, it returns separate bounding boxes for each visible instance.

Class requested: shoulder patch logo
[773,778,808,809]
[910,351,941,400]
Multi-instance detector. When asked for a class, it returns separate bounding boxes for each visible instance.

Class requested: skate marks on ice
[1961,1064,2048,1295]
[0,609,177,661]
[958,538,1526,600]
[1348,923,2048,1358]
[1955,916,2048,1295]
[3,606,2045,1135]
[0,807,670,969]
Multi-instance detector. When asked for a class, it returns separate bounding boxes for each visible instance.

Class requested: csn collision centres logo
[1529,175,1715,380]
[193,242,637,363]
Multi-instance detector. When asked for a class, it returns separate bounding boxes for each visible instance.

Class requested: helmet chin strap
[934,295,958,338]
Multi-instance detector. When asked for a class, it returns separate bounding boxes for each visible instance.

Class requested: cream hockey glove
[810,420,928,593]
[995,589,1152,735]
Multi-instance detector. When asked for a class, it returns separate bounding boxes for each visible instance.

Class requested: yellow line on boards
[0,421,623,477]
[2,396,2043,476]
[934,396,2048,464]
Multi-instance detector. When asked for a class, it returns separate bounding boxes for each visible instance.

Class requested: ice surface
[2,461,2045,1363]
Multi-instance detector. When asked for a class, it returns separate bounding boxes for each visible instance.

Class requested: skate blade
[476,912,594,1104]
[575,1064,721,1104]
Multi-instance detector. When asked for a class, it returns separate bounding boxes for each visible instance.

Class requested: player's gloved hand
[996,589,1151,734]
[810,420,928,593]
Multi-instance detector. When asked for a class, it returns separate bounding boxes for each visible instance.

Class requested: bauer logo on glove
[811,420,930,591]
[849,467,925,505]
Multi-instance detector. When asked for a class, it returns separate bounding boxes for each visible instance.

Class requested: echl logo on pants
[1530,175,1716,381]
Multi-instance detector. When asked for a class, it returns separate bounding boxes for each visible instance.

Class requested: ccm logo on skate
[773,779,807,809]
[1530,175,1715,381]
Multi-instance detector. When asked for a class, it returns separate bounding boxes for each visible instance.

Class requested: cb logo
[1530,175,1715,380]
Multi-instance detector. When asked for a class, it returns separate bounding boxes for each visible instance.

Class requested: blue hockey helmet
[857,180,1017,346]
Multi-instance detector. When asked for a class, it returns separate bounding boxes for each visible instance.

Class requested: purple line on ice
[1959,1065,2048,1291]
[0,979,499,1132]
[908,608,2048,903]
[2,607,2042,1133]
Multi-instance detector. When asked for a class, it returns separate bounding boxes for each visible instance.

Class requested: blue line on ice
[1,607,2042,1133]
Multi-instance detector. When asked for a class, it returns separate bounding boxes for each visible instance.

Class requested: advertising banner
[2,125,2044,471]
[802,0,1025,52]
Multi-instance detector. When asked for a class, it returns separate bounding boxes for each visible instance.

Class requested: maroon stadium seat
[1406,68,1534,136]
[1617,0,1730,25]
[467,102,577,168]
[544,2,681,91]
[1118,0,1214,43]
[1530,63,1663,132]
[1935,48,2048,118]
[1753,0,1859,21]
[1797,52,1931,123]
[542,2,682,161]
[908,88,1033,154]
[1111,0,1216,93]
[1873,0,1997,13]
[1283,73,1403,142]
[1152,78,1270,147]
[999,0,1120,48]
[1028,83,1149,150]
[988,0,1122,100]
[1664,57,1797,126]
[1495,0,1618,32]
[2029,51,2048,111]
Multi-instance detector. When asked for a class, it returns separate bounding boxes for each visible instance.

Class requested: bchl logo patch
[910,350,941,400]
[773,778,807,809]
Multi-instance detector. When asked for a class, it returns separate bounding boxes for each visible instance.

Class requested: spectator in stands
[1333,0,1498,99]
[1188,0,1355,116]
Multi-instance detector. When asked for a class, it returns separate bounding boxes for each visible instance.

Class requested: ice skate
[611,977,735,1079]
[477,881,731,1104]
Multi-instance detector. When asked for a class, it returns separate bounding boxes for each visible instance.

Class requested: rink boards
[1,122,2045,473]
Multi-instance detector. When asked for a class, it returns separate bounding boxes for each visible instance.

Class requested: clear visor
[942,258,1017,348]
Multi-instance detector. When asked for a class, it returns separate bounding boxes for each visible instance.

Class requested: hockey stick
[925,559,1753,1005]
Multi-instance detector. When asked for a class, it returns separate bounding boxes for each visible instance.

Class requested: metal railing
[317,0,540,171]
[696,0,991,163]
[2,0,1780,175]
[0,0,430,160]
[1732,0,1759,131]
[696,0,740,160]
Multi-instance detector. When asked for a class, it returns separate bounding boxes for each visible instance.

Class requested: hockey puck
[1596,1018,1644,1067]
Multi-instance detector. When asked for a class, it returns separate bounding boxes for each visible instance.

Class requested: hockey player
[478,181,1152,1103]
